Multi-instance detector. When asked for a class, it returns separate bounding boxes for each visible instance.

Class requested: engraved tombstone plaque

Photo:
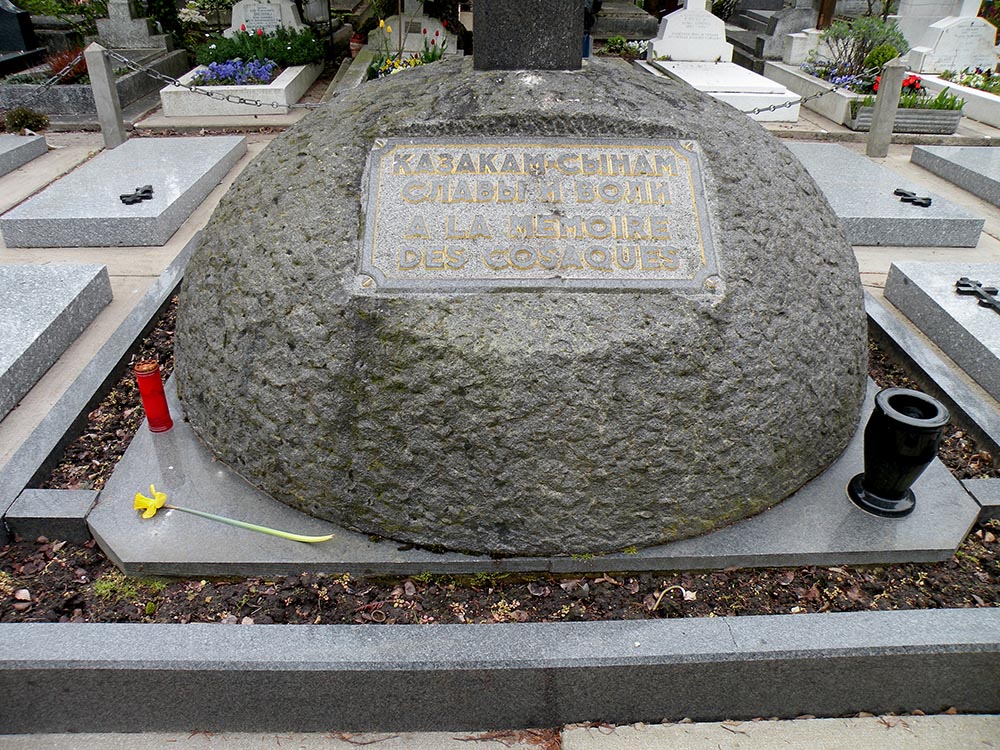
[360,137,718,292]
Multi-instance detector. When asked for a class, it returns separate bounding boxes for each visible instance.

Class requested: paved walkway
[3,716,999,748]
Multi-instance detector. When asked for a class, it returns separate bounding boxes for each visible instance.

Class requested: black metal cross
[956,277,1000,316]
[120,185,154,205]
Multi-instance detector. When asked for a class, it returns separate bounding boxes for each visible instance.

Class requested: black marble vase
[848,387,950,518]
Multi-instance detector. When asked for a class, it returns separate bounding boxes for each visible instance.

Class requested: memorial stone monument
[0,0,45,76]
[175,0,867,556]
[901,0,1000,74]
[225,0,306,37]
[366,9,459,57]
[95,0,173,49]
[644,0,799,122]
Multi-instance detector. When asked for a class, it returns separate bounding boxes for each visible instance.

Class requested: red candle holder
[133,359,173,433]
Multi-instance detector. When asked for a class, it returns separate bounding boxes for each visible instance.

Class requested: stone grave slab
[87,380,979,577]
[0,136,246,247]
[647,61,799,121]
[785,142,984,247]
[911,145,1000,208]
[0,134,46,178]
[884,261,1000,403]
[0,264,112,419]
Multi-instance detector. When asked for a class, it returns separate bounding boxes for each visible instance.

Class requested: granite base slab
[5,489,98,543]
[0,134,47,178]
[911,145,1000,208]
[785,142,984,247]
[963,479,1000,522]
[0,264,112,420]
[0,136,247,247]
[87,379,980,577]
[884,261,1000,403]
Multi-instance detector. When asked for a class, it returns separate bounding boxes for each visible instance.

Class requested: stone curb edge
[1,609,998,732]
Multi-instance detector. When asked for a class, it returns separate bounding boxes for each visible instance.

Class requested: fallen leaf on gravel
[14,589,31,601]
[527,582,550,597]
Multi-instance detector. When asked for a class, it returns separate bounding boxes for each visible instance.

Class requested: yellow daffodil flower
[134,484,167,518]
[378,18,384,27]
[385,24,392,33]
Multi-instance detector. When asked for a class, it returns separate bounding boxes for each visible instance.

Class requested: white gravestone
[644,0,797,121]
[891,0,963,48]
[225,0,306,37]
[366,12,459,57]
[909,14,1000,74]
[649,0,733,62]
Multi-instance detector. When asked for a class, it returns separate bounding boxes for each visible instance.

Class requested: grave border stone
[0,264,113,420]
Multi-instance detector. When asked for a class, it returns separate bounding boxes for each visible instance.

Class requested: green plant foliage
[820,16,908,76]
[941,66,1000,95]
[852,86,965,115]
[3,107,50,132]
[15,0,107,35]
[195,27,325,67]
[862,42,900,72]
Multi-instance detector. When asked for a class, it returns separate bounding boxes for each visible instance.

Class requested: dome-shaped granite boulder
[176,57,867,556]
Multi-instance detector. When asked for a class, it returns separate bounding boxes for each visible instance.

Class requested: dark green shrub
[4,107,50,132]
[821,16,908,76]
[862,42,901,72]
[196,27,325,67]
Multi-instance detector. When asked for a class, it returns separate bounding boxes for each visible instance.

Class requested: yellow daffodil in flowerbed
[134,485,334,543]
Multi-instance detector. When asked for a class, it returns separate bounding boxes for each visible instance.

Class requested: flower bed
[159,61,322,116]
[845,106,963,134]
[920,74,1000,129]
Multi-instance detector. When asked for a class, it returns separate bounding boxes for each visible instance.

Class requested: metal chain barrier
[739,65,883,116]
[4,50,86,109]
[101,48,324,110]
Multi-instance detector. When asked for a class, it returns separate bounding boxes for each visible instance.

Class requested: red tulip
[240,23,246,30]
[423,27,427,33]
[435,29,440,36]
[256,27,264,35]
[430,38,435,44]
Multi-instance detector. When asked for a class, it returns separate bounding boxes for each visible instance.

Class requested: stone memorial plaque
[244,3,281,31]
[359,138,718,291]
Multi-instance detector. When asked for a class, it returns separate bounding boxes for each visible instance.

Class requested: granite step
[0,136,246,248]
[785,142,985,247]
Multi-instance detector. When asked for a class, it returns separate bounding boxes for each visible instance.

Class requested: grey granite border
[0,235,197,546]
[911,145,1000,208]
[1,609,997,733]
[865,290,1000,458]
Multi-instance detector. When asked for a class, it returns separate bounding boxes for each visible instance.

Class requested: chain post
[86,44,128,149]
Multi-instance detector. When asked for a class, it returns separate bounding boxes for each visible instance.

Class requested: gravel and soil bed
[1,303,997,624]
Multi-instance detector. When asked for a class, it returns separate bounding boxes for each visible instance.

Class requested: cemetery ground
[1,125,999,627]
[0,305,996,625]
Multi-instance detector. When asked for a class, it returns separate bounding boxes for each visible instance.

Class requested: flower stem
[163,504,334,543]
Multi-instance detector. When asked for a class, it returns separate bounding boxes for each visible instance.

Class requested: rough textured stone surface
[176,57,867,556]
[474,0,583,70]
